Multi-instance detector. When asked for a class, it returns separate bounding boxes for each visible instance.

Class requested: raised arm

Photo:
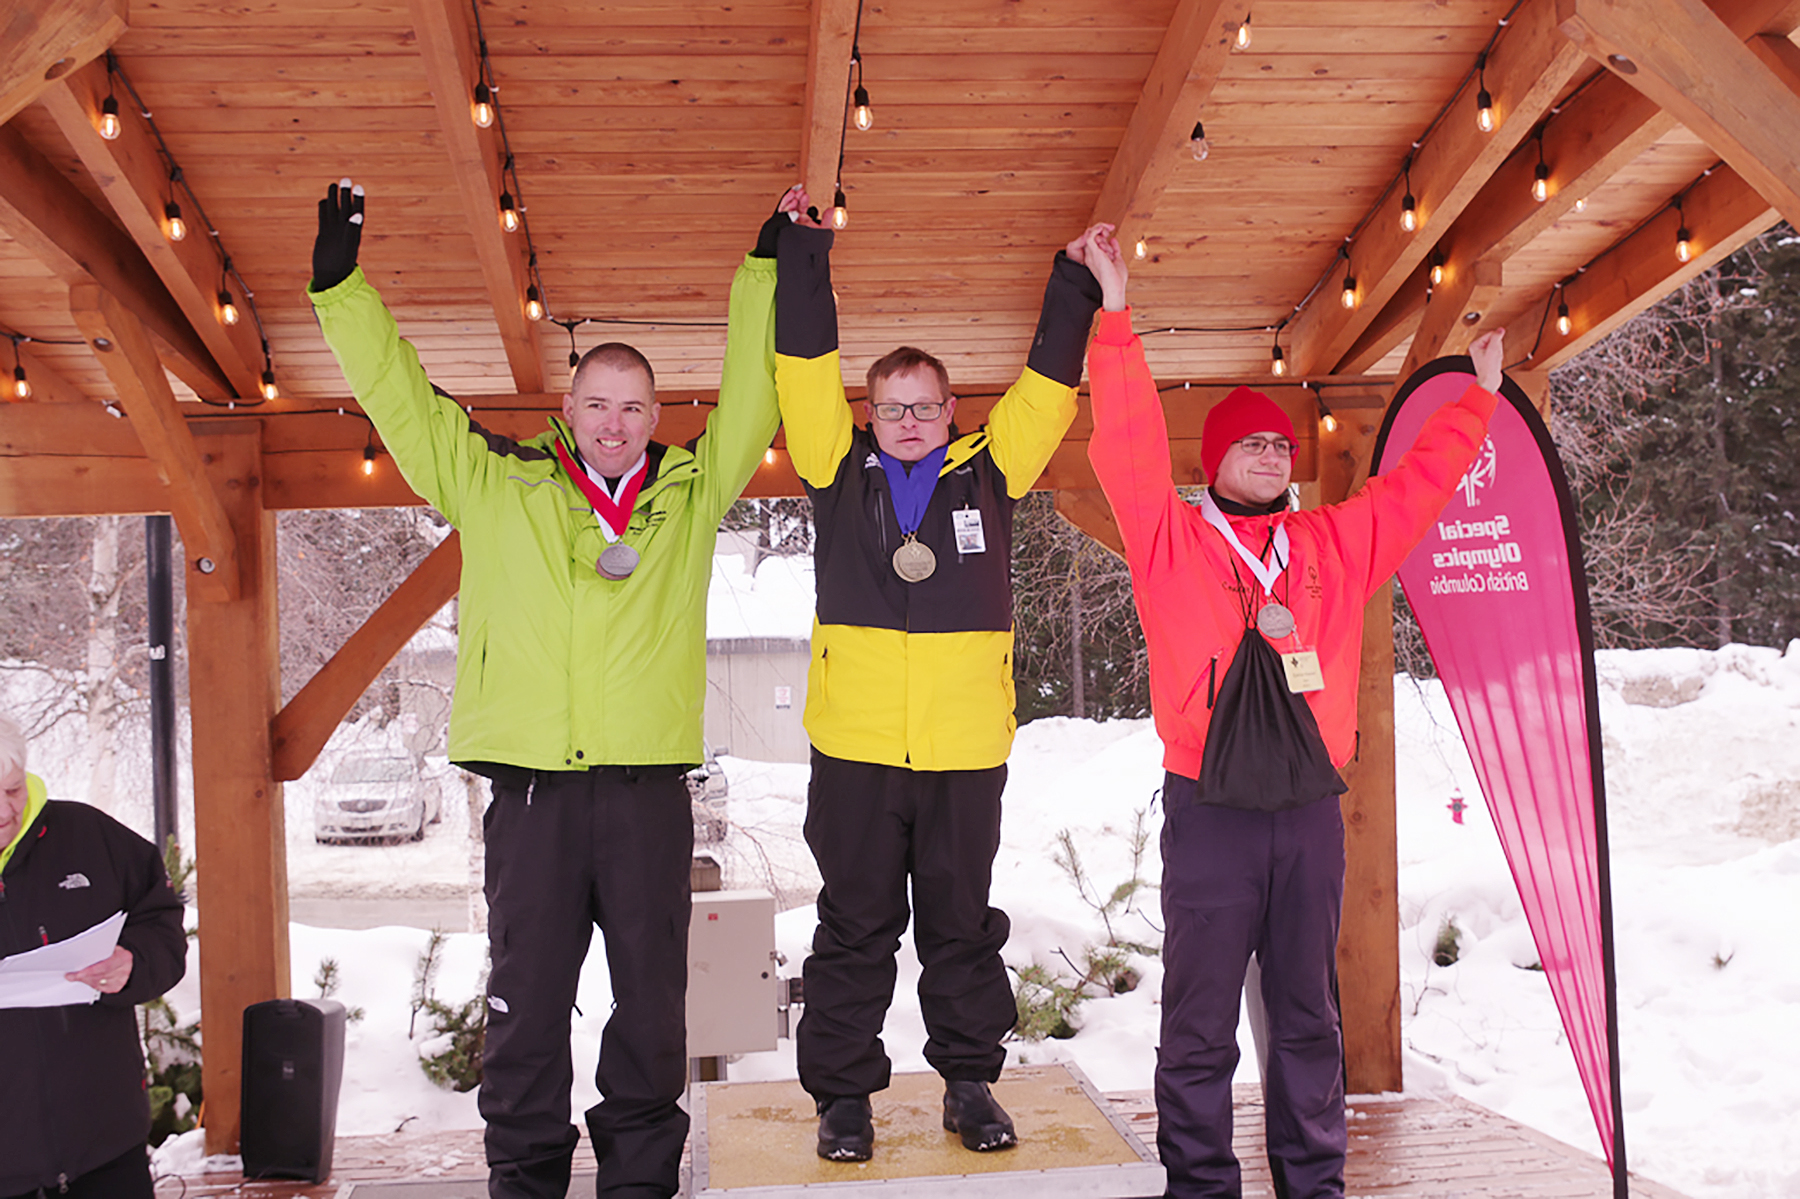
[773,189,853,488]
[983,224,1107,496]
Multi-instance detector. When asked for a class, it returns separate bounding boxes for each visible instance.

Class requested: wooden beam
[1559,0,1800,229]
[68,282,241,601]
[1530,163,1777,370]
[40,63,269,402]
[1053,489,1125,558]
[0,125,234,399]
[411,0,546,393]
[186,423,288,1156]
[1287,0,1590,377]
[800,0,860,206]
[1088,0,1234,248]
[1389,260,1503,393]
[1337,0,1800,377]
[270,534,463,782]
[0,0,126,127]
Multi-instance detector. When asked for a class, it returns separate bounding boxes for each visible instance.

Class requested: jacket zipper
[1206,655,1218,709]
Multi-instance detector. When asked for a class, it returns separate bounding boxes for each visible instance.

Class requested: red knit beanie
[1202,386,1298,482]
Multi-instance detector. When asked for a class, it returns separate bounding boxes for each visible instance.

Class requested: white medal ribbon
[1200,490,1290,596]
[579,451,648,543]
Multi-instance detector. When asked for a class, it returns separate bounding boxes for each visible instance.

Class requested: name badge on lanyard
[952,507,986,554]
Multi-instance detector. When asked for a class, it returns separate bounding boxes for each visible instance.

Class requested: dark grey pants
[479,767,693,1199]
[795,750,1016,1101]
[1156,777,1348,1199]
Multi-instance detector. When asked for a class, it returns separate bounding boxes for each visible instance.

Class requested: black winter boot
[942,1080,1018,1151]
[816,1094,874,1161]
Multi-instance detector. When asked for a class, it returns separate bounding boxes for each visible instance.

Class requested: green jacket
[310,258,778,769]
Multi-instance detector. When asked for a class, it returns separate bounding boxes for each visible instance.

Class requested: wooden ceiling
[4,0,1800,509]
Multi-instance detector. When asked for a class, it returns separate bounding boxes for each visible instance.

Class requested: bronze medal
[1256,601,1296,640]
[892,536,936,583]
[597,543,640,580]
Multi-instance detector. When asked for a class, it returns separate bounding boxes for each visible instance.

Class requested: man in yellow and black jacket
[774,207,1108,1162]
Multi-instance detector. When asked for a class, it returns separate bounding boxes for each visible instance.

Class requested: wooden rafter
[1529,164,1778,371]
[271,534,463,783]
[1389,261,1504,392]
[40,62,270,403]
[68,282,241,602]
[1286,0,1590,377]
[411,0,546,394]
[0,0,125,127]
[1053,489,1125,558]
[5,339,87,406]
[800,0,861,207]
[1559,0,1800,229]
[1338,0,1800,376]
[1087,0,1235,248]
[0,126,234,399]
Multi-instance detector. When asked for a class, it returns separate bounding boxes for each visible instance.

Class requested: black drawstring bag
[1197,629,1347,811]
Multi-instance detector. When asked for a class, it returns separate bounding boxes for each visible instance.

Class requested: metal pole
[146,514,178,853]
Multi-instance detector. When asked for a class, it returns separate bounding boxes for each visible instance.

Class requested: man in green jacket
[309,180,793,1199]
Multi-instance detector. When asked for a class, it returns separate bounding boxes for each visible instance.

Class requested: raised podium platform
[690,1063,1165,1198]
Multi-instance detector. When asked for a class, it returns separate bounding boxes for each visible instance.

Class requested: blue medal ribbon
[878,445,949,535]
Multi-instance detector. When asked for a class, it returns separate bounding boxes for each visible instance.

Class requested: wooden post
[1314,409,1403,1094]
[187,423,289,1155]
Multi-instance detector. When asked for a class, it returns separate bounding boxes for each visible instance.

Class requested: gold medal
[597,543,640,580]
[892,536,936,583]
[1256,601,1296,640]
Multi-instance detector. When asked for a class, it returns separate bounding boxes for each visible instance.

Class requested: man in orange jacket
[1080,230,1506,1198]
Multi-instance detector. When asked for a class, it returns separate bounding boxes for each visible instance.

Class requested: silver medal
[1256,601,1296,640]
[597,543,640,580]
[892,537,937,583]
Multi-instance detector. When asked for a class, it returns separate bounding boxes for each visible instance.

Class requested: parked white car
[314,753,444,844]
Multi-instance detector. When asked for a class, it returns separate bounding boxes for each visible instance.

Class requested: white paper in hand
[0,910,127,1008]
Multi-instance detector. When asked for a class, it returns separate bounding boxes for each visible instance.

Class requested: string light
[499,190,521,233]
[1532,133,1550,203]
[472,82,495,129]
[217,288,239,326]
[1340,270,1358,310]
[1475,53,1495,133]
[1270,345,1287,377]
[260,368,279,401]
[1573,196,1588,213]
[1674,198,1693,263]
[1235,13,1252,50]
[764,448,779,465]
[1190,121,1210,162]
[97,52,122,140]
[9,338,28,401]
[362,444,377,476]
[1399,156,1418,232]
[1134,236,1148,260]
[1556,298,1572,337]
[1429,251,1446,287]
[831,185,849,231]
[525,285,545,322]
[851,48,873,131]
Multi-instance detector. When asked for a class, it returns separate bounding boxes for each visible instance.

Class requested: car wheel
[410,809,427,842]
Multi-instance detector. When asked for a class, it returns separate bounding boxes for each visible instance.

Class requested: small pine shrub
[140,997,202,1147]
[1432,917,1463,968]
[410,930,487,1092]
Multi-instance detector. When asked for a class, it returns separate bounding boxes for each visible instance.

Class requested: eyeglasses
[1235,435,1297,458]
[872,401,945,421]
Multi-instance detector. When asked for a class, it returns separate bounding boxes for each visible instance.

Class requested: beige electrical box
[687,889,779,1058]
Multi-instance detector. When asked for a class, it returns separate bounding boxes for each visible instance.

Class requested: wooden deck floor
[154,1087,1688,1198]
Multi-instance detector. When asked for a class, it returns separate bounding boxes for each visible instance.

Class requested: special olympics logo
[1458,438,1497,508]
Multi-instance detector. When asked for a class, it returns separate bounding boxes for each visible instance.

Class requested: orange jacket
[1086,309,1499,778]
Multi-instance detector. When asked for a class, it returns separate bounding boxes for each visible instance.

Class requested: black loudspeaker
[240,997,347,1182]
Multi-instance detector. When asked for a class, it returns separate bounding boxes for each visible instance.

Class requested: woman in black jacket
[0,713,188,1199]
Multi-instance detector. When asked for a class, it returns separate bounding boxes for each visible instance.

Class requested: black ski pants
[479,766,693,1199]
[795,749,1016,1101]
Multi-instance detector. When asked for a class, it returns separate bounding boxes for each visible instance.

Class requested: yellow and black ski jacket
[774,225,1101,770]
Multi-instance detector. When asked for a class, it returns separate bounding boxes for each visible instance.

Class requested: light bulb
[12,366,30,401]
[1429,254,1446,287]
[1476,89,1495,133]
[1134,236,1148,260]
[1532,162,1550,203]
[1322,412,1338,433]
[1235,16,1252,50]
[1190,122,1210,162]
[525,286,545,322]
[831,187,849,230]
[764,448,778,466]
[260,369,278,401]
[1556,302,1572,337]
[1340,276,1357,309]
[98,96,122,140]
[218,290,239,326]
[362,446,377,476]
[1676,227,1693,263]
[165,202,186,242]
[853,85,873,131]
[499,192,521,233]
[1573,196,1588,213]
[1400,194,1417,232]
[472,83,495,129]
[1270,346,1287,377]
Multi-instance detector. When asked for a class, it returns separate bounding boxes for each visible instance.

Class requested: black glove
[312,178,365,292]
[752,205,790,259]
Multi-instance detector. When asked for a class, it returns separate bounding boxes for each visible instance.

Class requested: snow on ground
[66,632,1797,1197]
